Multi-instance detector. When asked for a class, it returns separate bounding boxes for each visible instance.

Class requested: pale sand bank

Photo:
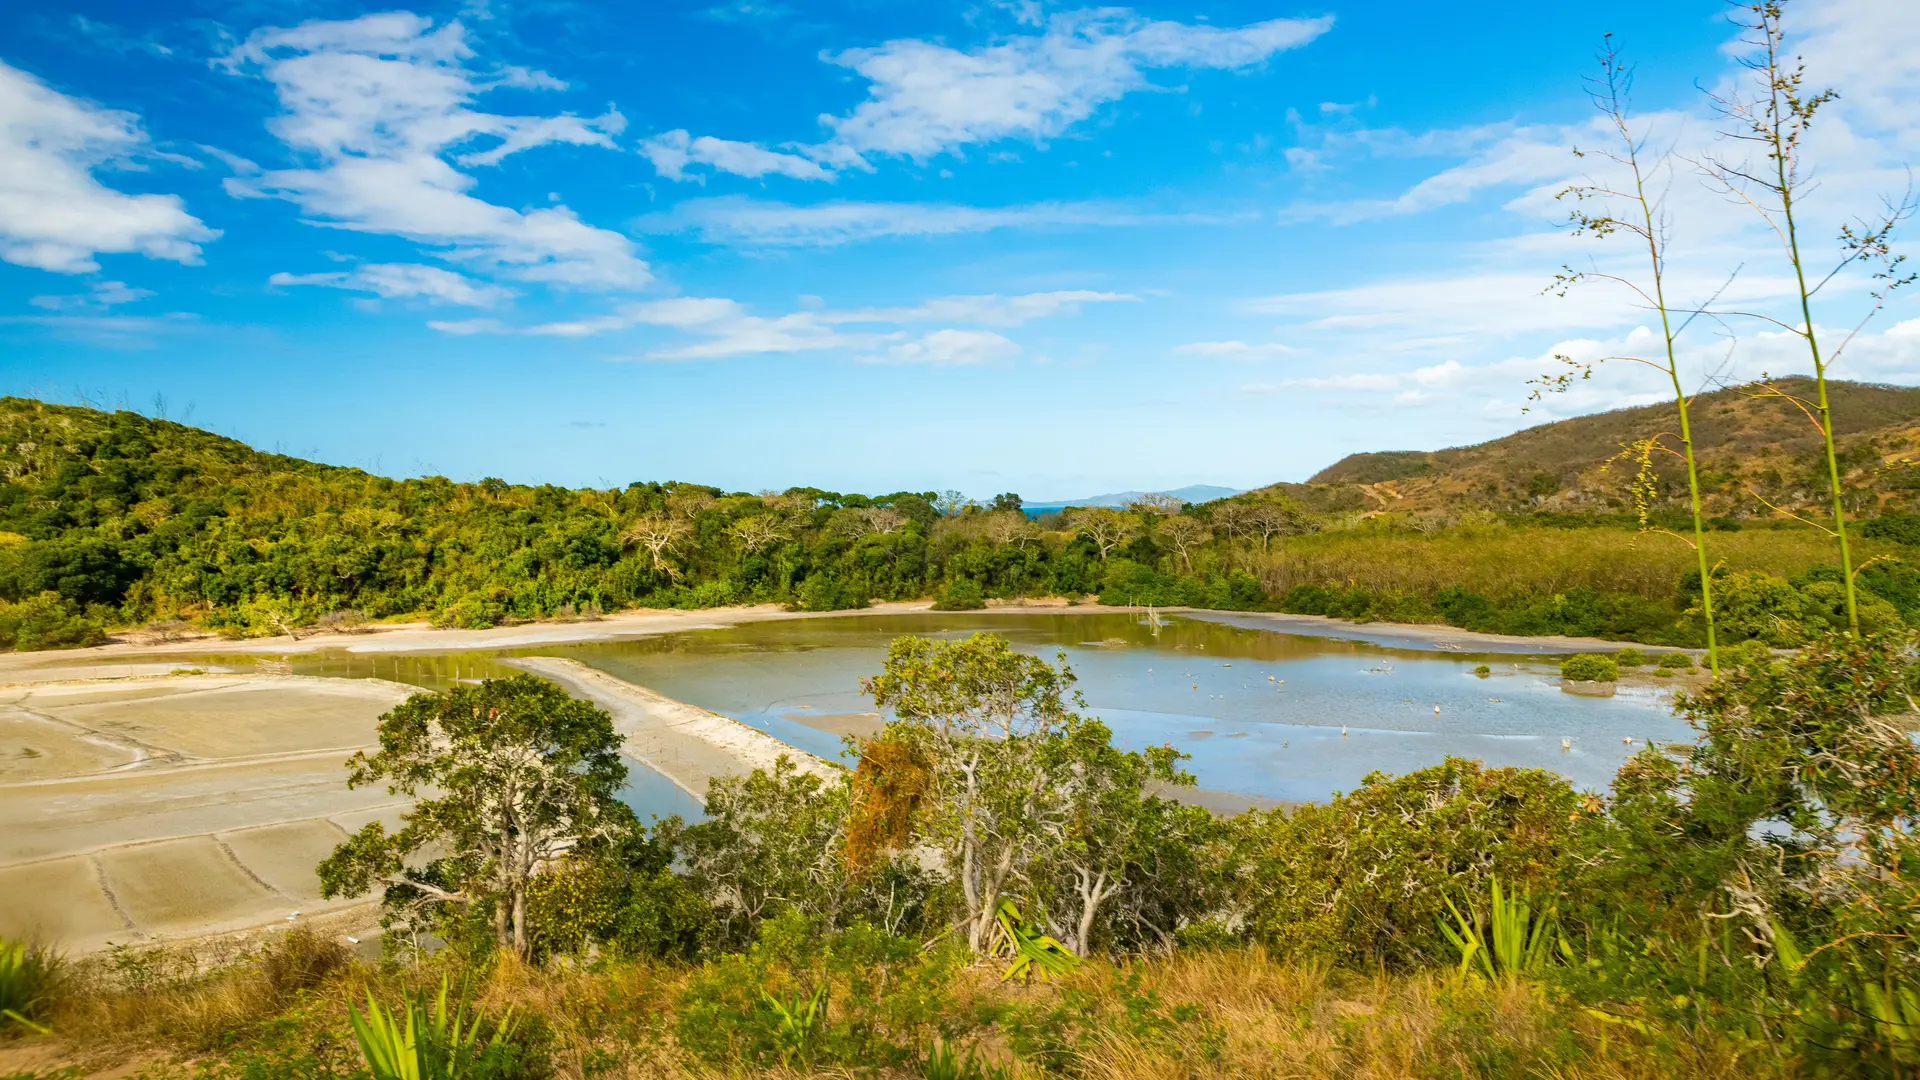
[504,657,835,799]
[0,674,412,951]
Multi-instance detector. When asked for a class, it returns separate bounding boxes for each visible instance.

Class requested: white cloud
[426,317,506,335]
[876,329,1020,365]
[1173,340,1295,358]
[424,288,1117,361]
[639,130,831,182]
[29,280,154,311]
[270,263,514,307]
[821,11,1332,162]
[0,61,217,273]
[643,8,1332,181]
[639,195,1241,246]
[225,13,646,288]
[829,290,1134,327]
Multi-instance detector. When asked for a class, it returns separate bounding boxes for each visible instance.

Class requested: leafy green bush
[0,937,63,1034]
[675,914,965,1071]
[1612,647,1647,667]
[1656,651,1693,669]
[347,977,540,1080]
[1558,653,1618,682]
[931,576,986,611]
[0,592,105,652]
[1236,758,1579,968]
[259,927,351,1000]
[794,573,866,612]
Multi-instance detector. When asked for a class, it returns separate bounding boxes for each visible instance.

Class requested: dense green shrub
[675,914,965,1071]
[1558,653,1618,682]
[1235,758,1579,969]
[1612,647,1646,667]
[931,576,986,610]
[0,591,106,651]
[0,935,64,1033]
[1656,651,1694,669]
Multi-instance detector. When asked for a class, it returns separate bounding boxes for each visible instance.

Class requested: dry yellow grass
[1246,524,1885,602]
[7,943,1782,1080]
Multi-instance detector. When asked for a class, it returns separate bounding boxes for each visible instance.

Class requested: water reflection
[541,613,1691,803]
[152,614,1691,806]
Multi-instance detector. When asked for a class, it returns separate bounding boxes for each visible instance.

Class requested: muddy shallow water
[169,612,1690,809]
[541,613,1689,805]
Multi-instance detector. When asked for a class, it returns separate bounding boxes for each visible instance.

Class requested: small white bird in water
[1434,704,1441,715]
[1268,675,1276,682]
[1341,725,1348,737]
[1561,738,1572,752]
[1623,736,1634,745]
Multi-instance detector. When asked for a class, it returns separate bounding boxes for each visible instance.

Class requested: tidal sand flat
[0,673,415,951]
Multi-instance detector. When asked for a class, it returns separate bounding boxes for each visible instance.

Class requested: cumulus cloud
[224,13,646,288]
[269,263,514,307]
[642,8,1332,182]
[0,61,217,273]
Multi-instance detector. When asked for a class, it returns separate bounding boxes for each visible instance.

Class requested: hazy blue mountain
[1024,484,1242,510]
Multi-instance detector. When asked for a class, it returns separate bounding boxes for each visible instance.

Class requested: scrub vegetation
[9,629,1920,1079]
[9,380,1920,653]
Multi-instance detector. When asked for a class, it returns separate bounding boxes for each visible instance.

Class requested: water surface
[542,613,1689,803]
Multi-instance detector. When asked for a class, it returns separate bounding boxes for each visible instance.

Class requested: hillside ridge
[1259,377,1920,518]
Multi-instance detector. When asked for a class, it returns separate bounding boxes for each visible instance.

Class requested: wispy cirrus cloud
[0,60,217,273]
[29,279,154,311]
[640,8,1333,183]
[427,289,1129,362]
[1173,340,1295,359]
[638,130,830,182]
[223,13,646,289]
[269,263,515,307]
[639,195,1244,246]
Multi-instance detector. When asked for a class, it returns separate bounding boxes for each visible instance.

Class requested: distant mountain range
[1024,484,1243,510]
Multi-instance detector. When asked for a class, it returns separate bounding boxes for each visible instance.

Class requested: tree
[671,755,853,947]
[934,490,973,517]
[1157,516,1211,573]
[990,493,1023,513]
[862,633,1080,953]
[1039,717,1201,956]
[1124,492,1183,516]
[317,675,630,956]
[984,511,1038,549]
[1698,0,1916,634]
[1071,507,1137,561]
[622,513,692,578]
[860,507,908,535]
[1242,500,1299,552]
[1209,501,1248,544]
[729,514,788,553]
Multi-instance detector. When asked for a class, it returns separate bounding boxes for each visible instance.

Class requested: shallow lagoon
[177,612,1690,812]
[543,613,1690,805]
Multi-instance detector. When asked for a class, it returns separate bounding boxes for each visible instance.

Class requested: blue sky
[3,0,1916,499]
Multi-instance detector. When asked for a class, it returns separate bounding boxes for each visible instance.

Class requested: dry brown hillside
[1251,377,1920,519]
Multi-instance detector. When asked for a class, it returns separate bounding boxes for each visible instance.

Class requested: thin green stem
[1770,52,1859,634]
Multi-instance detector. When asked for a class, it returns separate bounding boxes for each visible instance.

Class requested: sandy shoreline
[505,657,836,798]
[0,599,1684,678]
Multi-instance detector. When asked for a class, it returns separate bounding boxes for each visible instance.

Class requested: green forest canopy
[7,395,1920,650]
